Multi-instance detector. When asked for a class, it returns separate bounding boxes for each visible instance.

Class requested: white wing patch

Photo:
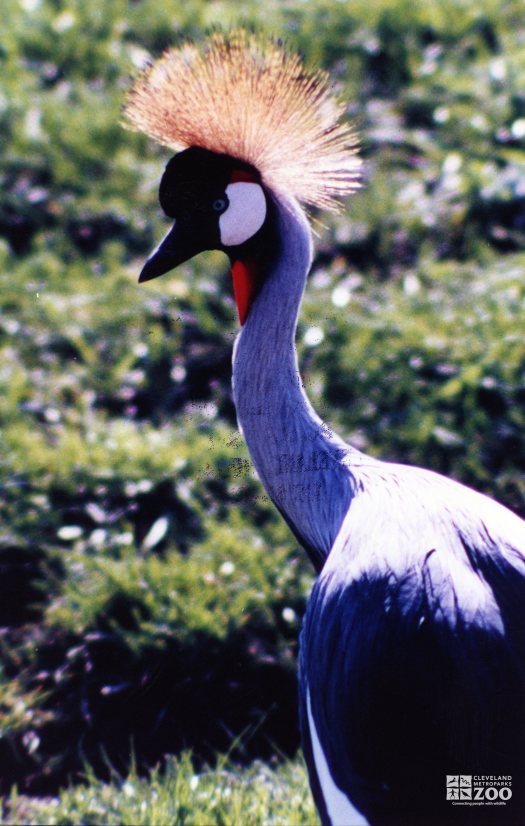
[307,689,369,826]
[219,182,266,246]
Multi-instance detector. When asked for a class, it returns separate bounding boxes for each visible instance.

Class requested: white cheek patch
[219,182,266,247]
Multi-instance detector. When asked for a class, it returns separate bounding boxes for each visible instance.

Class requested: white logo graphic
[446,776,472,800]
[446,776,512,806]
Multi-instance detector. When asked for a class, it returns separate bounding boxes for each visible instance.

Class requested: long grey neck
[232,195,354,570]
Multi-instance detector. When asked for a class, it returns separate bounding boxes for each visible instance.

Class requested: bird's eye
[212,197,228,213]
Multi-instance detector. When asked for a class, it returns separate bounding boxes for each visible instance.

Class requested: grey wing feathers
[300,463,525,825]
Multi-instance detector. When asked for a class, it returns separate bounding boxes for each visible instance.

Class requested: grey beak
[139,222,206,282]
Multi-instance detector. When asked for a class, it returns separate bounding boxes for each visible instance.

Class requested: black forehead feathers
[159,147,260,218]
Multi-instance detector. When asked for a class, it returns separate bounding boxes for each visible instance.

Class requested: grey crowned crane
[124,32,525,826]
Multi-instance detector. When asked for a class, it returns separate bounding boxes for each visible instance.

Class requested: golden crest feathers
[123,30,361,210]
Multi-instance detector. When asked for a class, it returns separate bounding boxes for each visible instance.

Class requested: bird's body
[124,33,525,824]
[235,192,525,824]
[302,466,525,825]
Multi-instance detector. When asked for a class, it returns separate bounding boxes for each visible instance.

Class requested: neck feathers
[233,196,353,569]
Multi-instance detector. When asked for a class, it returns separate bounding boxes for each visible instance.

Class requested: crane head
[124,30,362,322]
[123,31,361,211]
[139,146,276,325]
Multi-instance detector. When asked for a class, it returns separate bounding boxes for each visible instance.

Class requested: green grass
[3,754,318,825]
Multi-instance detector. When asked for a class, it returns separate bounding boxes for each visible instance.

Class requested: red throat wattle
[230,168,262,324]
[231,258,259,325]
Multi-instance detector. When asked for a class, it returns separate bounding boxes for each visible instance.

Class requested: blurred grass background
[0,0,524,822]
